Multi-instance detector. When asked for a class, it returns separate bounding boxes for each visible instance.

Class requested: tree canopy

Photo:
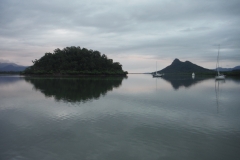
[23,46,128,75]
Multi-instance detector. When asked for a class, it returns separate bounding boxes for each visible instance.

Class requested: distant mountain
[233,66,240,70]
[0,62,28,72]
[212,66,240,72]
[157,59,214,74]
[214,67,232,72]
[0,62,17,68]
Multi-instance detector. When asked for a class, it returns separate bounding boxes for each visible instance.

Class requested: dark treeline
[221,70,240,77]
[0,71,21,74]
[23,46,128,75]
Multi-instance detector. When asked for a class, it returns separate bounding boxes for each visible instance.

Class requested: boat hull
[215,75,225,80]
[153,74,163,77]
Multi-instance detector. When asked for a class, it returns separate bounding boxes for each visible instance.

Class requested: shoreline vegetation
[21,46,128,76]
[1,48,239,77]
[1,71,240,77]
[1,71,239,77]
[149,71,240,77]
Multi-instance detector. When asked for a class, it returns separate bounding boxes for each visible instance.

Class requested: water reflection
[1,75,240,160]
[24,76,126,103]
[215,79,225,112]
[161,75,210,90]
[0,75,23,86]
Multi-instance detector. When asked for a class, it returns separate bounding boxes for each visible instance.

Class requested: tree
[23,46,127,75]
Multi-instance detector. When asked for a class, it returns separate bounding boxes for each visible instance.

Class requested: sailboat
[215,45,225,80]
[153,62,163,77]
[192,72,195,79]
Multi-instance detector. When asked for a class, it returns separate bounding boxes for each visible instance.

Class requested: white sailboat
[153,62,163,77]
[215,45,225,80]
[192,72,195,79]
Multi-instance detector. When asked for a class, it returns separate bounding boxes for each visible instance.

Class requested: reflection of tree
[161,75,210,90]
[24,77,126,103]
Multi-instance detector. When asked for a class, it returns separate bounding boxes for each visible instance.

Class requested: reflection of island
[161,75,211,90]
[24,77,126,103]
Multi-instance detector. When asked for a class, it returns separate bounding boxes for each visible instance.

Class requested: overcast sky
[0,0,239,72]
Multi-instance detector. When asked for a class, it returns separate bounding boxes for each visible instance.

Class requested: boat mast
[217,45,220,75]
[156,61,157,74]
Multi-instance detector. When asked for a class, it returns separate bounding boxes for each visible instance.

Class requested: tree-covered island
[23,46,128,76]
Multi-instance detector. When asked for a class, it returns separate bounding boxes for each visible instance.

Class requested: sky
[0,0,240,73]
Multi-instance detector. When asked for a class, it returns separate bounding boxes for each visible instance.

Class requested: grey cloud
[180,27,211,32]
[0,0,239,71]
[0,59,11,63]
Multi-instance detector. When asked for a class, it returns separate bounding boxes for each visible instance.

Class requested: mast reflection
[215,79,225,112]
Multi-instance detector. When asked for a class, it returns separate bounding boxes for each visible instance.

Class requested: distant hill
[212,66,240,72]
[233,66,240,70]
[0,62,28,72]
[157,59,214,74]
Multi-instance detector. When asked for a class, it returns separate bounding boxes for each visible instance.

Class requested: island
[22,46,128,76]
[152,58,240,77]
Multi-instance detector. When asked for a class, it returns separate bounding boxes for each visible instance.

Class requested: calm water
[0,74,240,160]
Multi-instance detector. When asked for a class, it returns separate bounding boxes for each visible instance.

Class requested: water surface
[0,74,239,160]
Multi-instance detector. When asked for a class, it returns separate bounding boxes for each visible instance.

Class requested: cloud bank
[0,0,239,72]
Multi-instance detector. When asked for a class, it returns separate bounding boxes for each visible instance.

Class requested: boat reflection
[24,76,126,103]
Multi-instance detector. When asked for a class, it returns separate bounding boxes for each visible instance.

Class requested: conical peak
[172,58,181,64]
